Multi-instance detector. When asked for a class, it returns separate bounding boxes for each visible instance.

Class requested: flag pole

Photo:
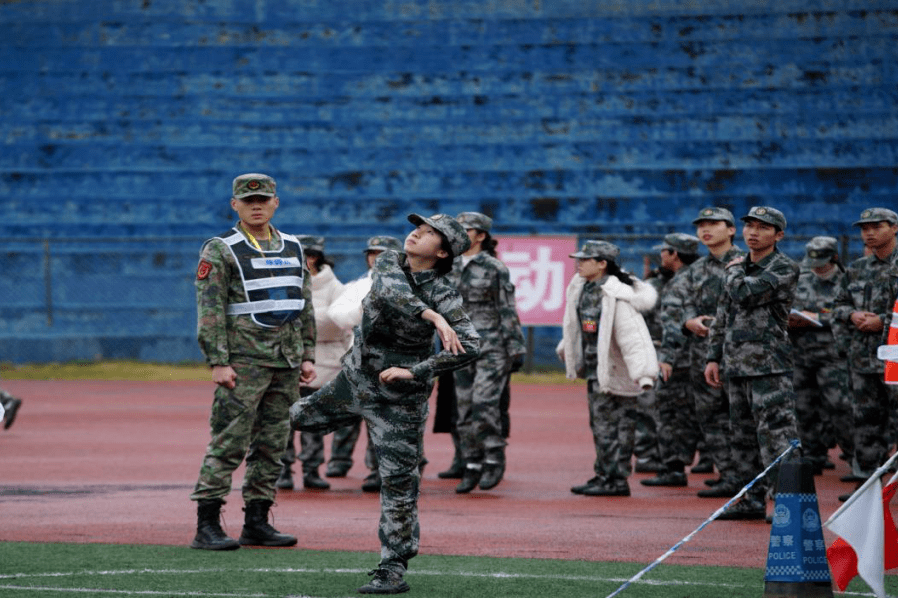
[824,451,898,527]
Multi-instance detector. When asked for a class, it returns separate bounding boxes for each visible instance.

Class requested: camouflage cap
[804,236,838,268]
[233,173,276,200]
[692,206,735,226]
[456,211,493,232]
[297,234,325,253]
[569,240,621,261]
[853,207,898,227]
[741,206,787,231]
[653,232,700,255]
[407,213,471,258]
[364,235,402,253]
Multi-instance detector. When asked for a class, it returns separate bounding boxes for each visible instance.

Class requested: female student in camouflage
[290,213,480,595]
[448,212,526,493]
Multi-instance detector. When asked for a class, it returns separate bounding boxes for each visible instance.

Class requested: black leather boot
[238,500,297,547]
[190,499,240,550]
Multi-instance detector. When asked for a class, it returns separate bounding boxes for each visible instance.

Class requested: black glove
[510,355,525,373]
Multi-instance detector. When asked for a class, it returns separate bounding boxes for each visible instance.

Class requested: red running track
[0,379,866,568]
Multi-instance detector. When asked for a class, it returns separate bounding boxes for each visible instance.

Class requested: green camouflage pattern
[727,373,800,498]
[588,381,641,482]
[290,249,479,575]
[195,228,316,368]
[833,245,898,473]
[790,266,854,466]
[191,363,299,502]
[707,249,800,377]
[447,252,525,463]
[833,247,898,374]
[675,247,744,482]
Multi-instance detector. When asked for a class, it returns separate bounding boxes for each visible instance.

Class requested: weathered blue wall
[1,0,896,364]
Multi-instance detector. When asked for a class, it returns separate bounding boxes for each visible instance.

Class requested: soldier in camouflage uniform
[788,236,854,475]
[190,173,316,551]
[678,207,743,497]
[833,208,898,499]
[641,233,703,487]
[705,206,801,520]
[290,213,480,595]
[447,212,526,493]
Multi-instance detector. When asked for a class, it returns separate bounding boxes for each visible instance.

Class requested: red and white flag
[825,474,898,597]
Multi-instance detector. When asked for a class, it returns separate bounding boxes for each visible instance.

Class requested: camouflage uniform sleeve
[408,283,481,381]
[705,292,728,364]
[371,250,430,318]
[657,274,688,364]
[831,265,857,325]
[195,240,232,367]
[299,265,317,363]
[498,265,526,357]
[724,257,794,308]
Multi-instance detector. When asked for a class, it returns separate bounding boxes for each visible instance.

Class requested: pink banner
[495,235,578,327]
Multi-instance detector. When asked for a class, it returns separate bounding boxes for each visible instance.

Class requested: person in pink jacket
[557,240,659,496]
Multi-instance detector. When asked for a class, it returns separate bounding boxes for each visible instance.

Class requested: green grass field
[0,541,820,598]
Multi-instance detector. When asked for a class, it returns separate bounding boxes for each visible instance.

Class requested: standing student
[448,212,526,493]
[276,235,353,491]
[290,214,479,595]
[641,233,702,487]
[705,206,801,520]
[190,173,316,550]
[678,207,743,496]
[833,208,898,499]
[557,240,659,497]
[788,236,854,475]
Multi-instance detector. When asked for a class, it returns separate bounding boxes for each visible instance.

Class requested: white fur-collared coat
[556,273,659,396]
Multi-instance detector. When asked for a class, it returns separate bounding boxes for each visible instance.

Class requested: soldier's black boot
[479,450,506,490]
[276,463,295,490]
[190,499,240,550]
[455,463,483,494]
[238,500,297,547]
[302,467,330,490]
[2,396,22,430]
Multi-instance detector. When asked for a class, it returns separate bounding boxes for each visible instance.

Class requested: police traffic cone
[884,296,898,385]
[763,457,834,597]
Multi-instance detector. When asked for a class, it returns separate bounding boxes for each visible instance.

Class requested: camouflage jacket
[447,252,525,358]
[342,250,480,391]
[789,266,847,359]
[643,269,673,344]
[707,248,799,377]
[656,265,694,369]
[679,246,745,365]
[833,246,898,374]
[195,224,316,368]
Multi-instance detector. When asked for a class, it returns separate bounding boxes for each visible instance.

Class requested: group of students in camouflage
[186,171,898,594]
[628,205,898,521]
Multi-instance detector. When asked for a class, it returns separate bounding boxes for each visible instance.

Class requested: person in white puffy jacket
[324,235,404,492]
[556,240,659,497]
[276,235,353,491]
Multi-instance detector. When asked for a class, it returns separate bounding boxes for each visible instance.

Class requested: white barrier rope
[604,439,801,598]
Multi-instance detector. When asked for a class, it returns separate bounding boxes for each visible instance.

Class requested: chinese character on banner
[495,236,578,327]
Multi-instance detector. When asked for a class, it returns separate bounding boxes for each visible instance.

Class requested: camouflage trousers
[690,364,737,480]
[793,356,854,468]
[851,371,896,475]
[290,370,427,575]
[586,379,640,482]
[727,373,800,499]
[281,385,369,473]
[655,366,700,469]
[454,348,510,463]
[191,363,298,503]
[633,391,661,464]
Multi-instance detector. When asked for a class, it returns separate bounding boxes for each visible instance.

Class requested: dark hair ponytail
[605,260,635,286]
[481,232,498,257]
[435,234,455,276]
